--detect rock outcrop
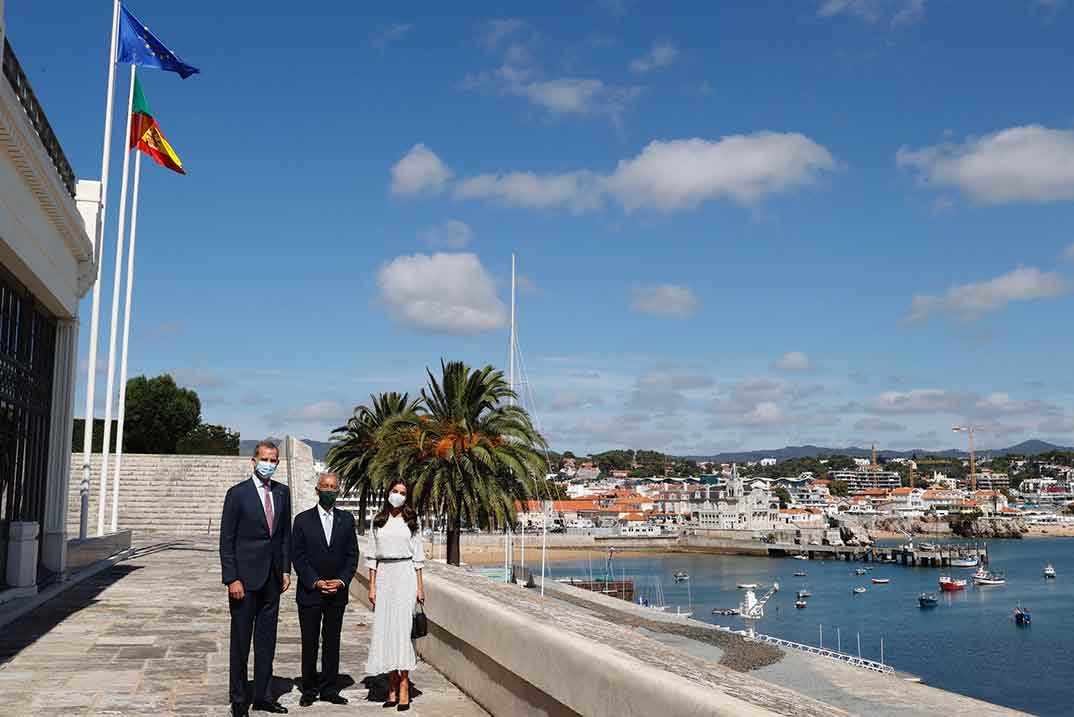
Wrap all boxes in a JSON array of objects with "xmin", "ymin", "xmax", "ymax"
[{"xmin": 949, "ymin": 517, "xmax": 1028, "ymax": 539}]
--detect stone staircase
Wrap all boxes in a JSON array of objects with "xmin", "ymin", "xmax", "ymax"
[{"xmin": 66, "ymin": 439, "xmax": 318, "ymax": 539}]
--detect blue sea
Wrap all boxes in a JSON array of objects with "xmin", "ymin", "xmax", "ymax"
[{"xmin": 546, "ymin": 539, "xmax": 1074, "ymax": 716}]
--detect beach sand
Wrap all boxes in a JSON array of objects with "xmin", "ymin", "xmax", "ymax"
[{"xmin": 459, "ymin": 546, "xmax": 662, "ymax": 566}]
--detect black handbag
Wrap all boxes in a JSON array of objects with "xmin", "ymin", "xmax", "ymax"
[{"xmin": 411, "ymin": 602, "xmax": 428, "ymax": 639}]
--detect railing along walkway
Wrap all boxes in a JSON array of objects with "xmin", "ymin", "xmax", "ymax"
[{"xmin": 751, "ymin": 633, "xmax": 894, "ymax": 674}]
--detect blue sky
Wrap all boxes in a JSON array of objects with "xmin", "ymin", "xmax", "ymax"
[{"xmin": 9, "ymin": 0, "xmax": 1074, "ymax": 454}]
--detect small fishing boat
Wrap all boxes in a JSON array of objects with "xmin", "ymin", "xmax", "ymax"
[
  {"xmin": 920, "ymin": 542, "xmax": 938, "ymax": 551},
  {"xmin": 973, "ymin": 568, "xmax": 1006, "ymax": 586},
  {"xmin": 939, "ymin": 576, "xmax": 967, "ymax": 591},
  {"xmin": 1015, "ymin": 605, "xmax": 1031, "ymax": 626},
  {"xmin": 1044, "ymin": 564, "xmax": 1056, "ymax": 579},
  {"xmin": 950, "ymin": 556, "xmax": 979, "ymax": 568},
  {"xmin": 673, "ymin": 571, "xmax": 689, "ymax": 582},
  {"xmin": 854, "ymin": 568, "xmax": 867, "ymax": 576},
  {"xmin": 871, "ymin": 577, "xmax": 890, "ymax": 584},
  {"xmin": 852, "ymin": 586, "xmax": 867, "ymax": 595},
  {"xmin": 919, "ymin": 592, "xmax": 939, "ymax": 608},
  {"xmin": 711, "ymin": 607, "xmax": 739, "ymax": 616},
  {"xmin": 796, "ymin": 589, "xmax": 812, "ymax": 599},
  {"xmin": 795, "ymin": 599, "xmax": 808, "ymax": 609},
  {"xmin": 793, "ymin": 570, "xmax": 807, "ymax": 577},
  {"xmin": 737, "ymin": 583, "xmax": 758, "ymax": 590},
  {"xmin": 792, "ymin": 554, "xmax": 809, "ymax": 561}
]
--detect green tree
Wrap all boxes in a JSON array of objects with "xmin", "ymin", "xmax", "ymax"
[
  {"xmin": 773, "ymin": 486, "xmax": 792, "ymax": 509},
  {"xmin": 829, "ymin": 479, "xmax": 849, "ymax": 497},
  {"xmin": 123, "ymin": 374, "xmax": 201, "ymax": 454},
  {"xmin": 373, "ymin": 360, "xmax": 548, "ymax": 566},
  {"xmin": 176, "ymin": 423, "xmax": 240, "ymax": 455},
  {"xmin": 326, "ymin": 392, "xmax": 421, "ymax": 534}
]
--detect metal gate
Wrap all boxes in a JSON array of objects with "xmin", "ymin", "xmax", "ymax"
[{"xmin": 0, "ymin": 264, "xmax": 56, "ymax": 585}]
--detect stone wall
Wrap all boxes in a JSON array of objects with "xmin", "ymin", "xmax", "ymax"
[{"xmin": 66, "ymin": 438, "xmax": 318, "ymax": 540}]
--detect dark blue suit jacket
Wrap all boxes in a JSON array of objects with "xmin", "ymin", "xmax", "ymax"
[
  {"xmin": 290, "ymin": 506, "xmax": 358, "ymax": 608},
  {"xmin": 219, "ymin": 477, "xmax": 291, "ymax": 591}
]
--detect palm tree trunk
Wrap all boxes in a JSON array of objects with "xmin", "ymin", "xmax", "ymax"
[
  {"xmin": 446, "ymin": 511, "xmax": 462, "ymax": 566},
  {"xmin": 357, "ymin": 487, "xmax": 368, "ymax": 535}
]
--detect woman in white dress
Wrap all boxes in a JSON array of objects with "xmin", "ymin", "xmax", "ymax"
[{"xmin": 365, "ymin": 480, "xmax": 425, "ymax": 711}]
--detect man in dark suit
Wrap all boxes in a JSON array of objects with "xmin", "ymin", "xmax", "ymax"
[
  {"xmin": 290, "ymin": 472, "xmax": 359, "ymax": 707},
  {"xmin": 220, "ymin": 440, "xmax": 292, "ymax": 716}
]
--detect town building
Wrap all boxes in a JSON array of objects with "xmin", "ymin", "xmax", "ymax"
[{"xmin": 827, "ymin": 467, "xmax": 902, "ymax": 495}]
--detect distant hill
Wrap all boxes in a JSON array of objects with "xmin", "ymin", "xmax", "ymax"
[
  {"xmin": 239, "ymin": 437, "xmax": 333, "ymax": 461},
  {"xmin": 685, "ymin": 439, "xmax": 1073, "ymax": 463}
]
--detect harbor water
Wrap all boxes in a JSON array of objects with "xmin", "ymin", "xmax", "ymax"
[{"xmin": 546, "ymin": 538, "xmax": 1074, "ymax": 716}]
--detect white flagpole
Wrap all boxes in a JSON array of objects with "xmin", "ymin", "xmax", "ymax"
[
  {"xmin": 111, "ymin": 150, "xmax": 142, "ymax": 533},
  {"xmin": 97, "ymin": 64, "xmax": 137, "ymax": 536},
  {"xmin": 80, "ymin": 0, "xmax": 121, "ymax": 540}
]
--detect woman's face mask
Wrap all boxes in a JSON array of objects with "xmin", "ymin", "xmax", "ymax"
[{"xmin": 388, "ymin": 491, "xmax": 406, "ymax": 508}]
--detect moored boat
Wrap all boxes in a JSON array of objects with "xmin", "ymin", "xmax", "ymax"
[
  {"xmin": 871, "ymin": 577, "xmax": 890, "ymax": 584},
  {"xmin": 973, "ymin": 568, "xmax": 1007, "ymax": 586},
  {"xmin": 852, "ymin": 586, "xmax": 867, "ymax": 595},
  {"xmin": 673, "ymin": 571, "xmax": 689, "ymax": 582},
  {"xmin": 792, "ymin": 554, "xmax": 809, "ymax": 560},
  {"xmin": 939, "ymin": 576, "xmax": 967, "ymax": 591},
  {"xmin": 854, "ymin": 568, "xmax": 867, "ymax": 576},
  {"xmin": 950, "ymin": 556, "xmax": 979, "ymax": 568},
  {"xmin": 1015, "ymin": 605, "xmax": 1031, "ymax": 626},
  {"xmin": 1044, "ymin": 564, "xmax": 1056, "ymax": 579},
  {"xmin": 796, "ymin": 589, "xmax": 812, "ymax": 599},
  {"xmin": 795, "ymin": 599, "xmax": 808, "ymax": 609},
  {"xmin": 737, "ymin": 583, "xmax": 758, "ymax": 589},
  {"xmin": 711, "ymin": 607, "xmax": 739, "ymax": 616},
  {"xmin": 919, "ymin": 592, "xmax": 938, "ymax": 607},
  {"xmin": 793, "ymin": 570, "xmax": 807, "ymax": 577}
]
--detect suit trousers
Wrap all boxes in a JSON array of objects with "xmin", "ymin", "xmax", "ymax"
[
  {"xmin": 298, "ymin": 603, "xmax": 346, "ymax": 697},
  {"xmin": 228, "ymin": 576, "xmax": 281, "ymax": 705}
]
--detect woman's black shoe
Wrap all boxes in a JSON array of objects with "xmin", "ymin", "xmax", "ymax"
[
  {"xmin": 397, "ymin": 704, "xmax": 411, "ymax": 712},
  {"xmin": 382, "ymin": 701, "xmax": 398, "ymax": 708}
]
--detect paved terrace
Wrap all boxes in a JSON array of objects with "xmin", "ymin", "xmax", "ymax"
[{"xmin": 0, "ymin": 541, "xmax": 485, "ymax": 716}]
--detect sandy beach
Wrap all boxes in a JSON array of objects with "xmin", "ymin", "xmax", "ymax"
[{"xmin": 459, "ymin": 546, "xmax": 664, "ymax": 566}]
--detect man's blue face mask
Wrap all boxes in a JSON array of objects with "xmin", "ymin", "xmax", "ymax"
[{"xmin": 255, "ymin": 461, "xmax": 277, "ymax": 479}]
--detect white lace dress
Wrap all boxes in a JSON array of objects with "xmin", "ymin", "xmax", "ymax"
[{"xmin": 364, "ymin": 515, "xmax": 425, "ymax": 675}]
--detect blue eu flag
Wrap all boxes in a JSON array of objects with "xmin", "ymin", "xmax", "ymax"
[{"xmin": 117, "ymin": 5, "xmax": 200, "ymax": 79}]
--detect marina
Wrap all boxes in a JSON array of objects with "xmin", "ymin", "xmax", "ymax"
[{"xmin": 547, "ymin": 538, "xmax": 1074, "ymax": 716}]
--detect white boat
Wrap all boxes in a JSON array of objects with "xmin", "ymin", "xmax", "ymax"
[
  {"xmin": 792, "ymin": 554, "xmax": 809, "ymax": 561},
  {"xmin": 871, "ymin": 577, "xmax": 890, "ymax": 585},
  {"xmin": 1044, "ymin": 564, "xmax": 1056, "ymax": 579},
  {"xmin": 854, "ymin": 568, "xmax": 867, "ymax": 576},
  {"xmin": 673, "ymin": 571, "xmax": 689, "ymax": 582},
  {"xmin": 950, "ymin": 556, "xmax": 979, "ymax": 568},
  {"xmin": 737, "ymin": 583, "xmax": 758, "ymax": 590},
  {"xmin": 852, "ymin": 586, "xmax": 867, "ymax": 595},
  {"xmin": 793, "ymin": 570, "xmax": 807, "ymax": 577}
]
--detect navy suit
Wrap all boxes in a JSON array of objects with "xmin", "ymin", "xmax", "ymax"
[
  {"xmin": 219, "ymin": 477, "xmax": 291, "ymax": 706},
  {"xmin": 290, "ymin": 506, "xmax": 358, "ymax": 698}
]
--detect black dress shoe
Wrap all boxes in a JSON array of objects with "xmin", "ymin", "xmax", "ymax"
[
  {"xmin": 382, "ymin": 700, "xmax": 398, "ymax": 708},
  {"xmin": 397, "ymin": 704, "xmax": 411, "ymax": 712},
  {"xmin": 299, "ymin": 694, "xmax": 316, "ymax": 707},
  {"xmin": 252, "ymin": 702, "xmax": 289, "ymax": 714},
  {"xmin": 320, "ymin": 694, "xmax": 348, "ymax": 705},
  {"xmin": 232, "ymin": 704, "xmax": 250, "ymax": 717}
]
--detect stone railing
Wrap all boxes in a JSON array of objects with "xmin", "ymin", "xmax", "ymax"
[
  {"xmin": 2, "ymin": 38, "xmax": 75, "ymax": 197},
  {"xmin": 351, "ymin": 540, "xmax": 843, "ymax": 717}
]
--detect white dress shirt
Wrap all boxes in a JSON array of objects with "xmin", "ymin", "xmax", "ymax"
[
  {"xmin": 250, "ymin": 474, "xmax": 274, "ymax": 520},
  {"xmin": 318, "ymin": 505, "xmax": 334, "ymax": 544}
]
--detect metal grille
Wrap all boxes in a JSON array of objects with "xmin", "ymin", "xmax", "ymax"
[{"xmin": 0, "ymin": 265, "xmax": 56, "ymax": 584}]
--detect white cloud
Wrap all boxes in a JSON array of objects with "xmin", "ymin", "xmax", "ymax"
[
  {"xmin": 265, "ymin": 400, "xmax": 347, "ymax": 427},
  {"xmin": 637, "ymin": 368, "xmax": 714, "ymax": 391},
  {"xmin": 853, "ymin": 417, "xmax": 907, "ymax": 432},
  {"xmin": 374, "ymin": 22, "xmax": 413, "ymax": 48},
  {"xmin": 867, "ymin": 388, "xmax": 971, "ymax": 414},
  {"xmin": 818, "ymin": 0, "xmax": 926, "ymax": 25},
  {"xmin": 420, "ymin": 219, "xmax": 473, "ymax": 248},
  {"xmin": 377, "ymin": 252, "xmax": 508, "ymax": 334},
  {"xmin": 454, "ymin": 170, "xmax": 604, "ymax": 213},
  {"xmin": 629, "ymin": 41, "xmax": 679, "ymax": 73},
  {"xmin": 904, "ymin": 266, "xmax": 1068, "ymax": 323},
  {"xmin": 742, "ymin": 401, "xmax": 786, "ymax": 425},
  {"xmin": 447, "ymin": 132, "xmax": 837, "ymax": 213},
  {"xmin": 631, "ymin": 284, "xmax": 699, "ymax": 318},
  {"xmin": 773, "ymin": 351, "xmax": 813, "ymax": 371},
  {"xmin": 897, "ymin": 126, "xmax": 1074, "ymax": 204},
  {"xmin": 547, "ymin": 392, "xmax": 605, "ymax": 412},
  {"xmin": 1061, "ymin": 243, "xmax": 1074, "ymax": 261},
  {"xmin": 484, "ymin": 19, "xmax": 526, "ymax": 49},
  {"xmin": 605, "ymin": 134, "xmax": 838, "ymax": 211},
  {"xmin": 465, "ymin": 68, "xmax": 642, "ymax": 119},
  {"xmin": 390, "ymin": 144, "xmax": 454, "ymax": 196}
]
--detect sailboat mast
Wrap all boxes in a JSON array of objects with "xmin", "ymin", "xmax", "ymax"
[{"xmin": 509, "ymin": 253, "xmax": 516, "ymax": 406}]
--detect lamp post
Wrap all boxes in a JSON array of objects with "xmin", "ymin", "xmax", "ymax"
[{"xmin": 952, "ymin": 426, "xmax": 976, "ymax": 493}]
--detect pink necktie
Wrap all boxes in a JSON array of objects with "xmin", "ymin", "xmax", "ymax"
[{"xmin": 262, "ymin": 483, "xmax": 275, "ymax": 535}]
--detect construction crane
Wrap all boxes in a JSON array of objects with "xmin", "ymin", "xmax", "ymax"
[{"xmin": 740, "ymin": 582, "xmax": 780, "ymax": 638}]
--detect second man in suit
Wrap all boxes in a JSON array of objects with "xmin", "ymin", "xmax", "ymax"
[{"xmin": 290, "ymin": 472, "xmax": 359, "ymax": 706}]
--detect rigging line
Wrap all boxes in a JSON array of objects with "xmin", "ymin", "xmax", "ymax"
[{"xmin": 513, "ymin": 332, "xmax": 555, "ymax": 476}]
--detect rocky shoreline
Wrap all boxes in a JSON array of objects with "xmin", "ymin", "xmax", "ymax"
[{"xmin": 835, "ymin": 514, "xmax": 1031, "ymax": 541}]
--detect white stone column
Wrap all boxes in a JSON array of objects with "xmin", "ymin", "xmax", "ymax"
[{"xmin": 42, "ymin": 319, "xmax": 78, "ymax": 576}]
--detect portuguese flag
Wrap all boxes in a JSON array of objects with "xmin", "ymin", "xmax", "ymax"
[{"xmin": 129, "ymin": 71, "xmax": 185, "ymax": 174}]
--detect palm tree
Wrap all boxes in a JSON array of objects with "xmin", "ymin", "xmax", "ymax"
[
  {"xmin": 326, "ymin": 392, "xmax": 420, "ymax": 534},
  {"xmin": 374, "ymin": 360, "xmax": 549, "ymax": 566}
]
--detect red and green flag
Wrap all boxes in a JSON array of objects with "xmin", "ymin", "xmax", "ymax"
[{"xmin": 129, "ymin": 71, "xmax": 185, "ymax": 174}]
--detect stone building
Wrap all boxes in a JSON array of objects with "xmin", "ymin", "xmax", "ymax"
[{"xmin": 1, "ymin": 10, "xmax": 98, "ymax": 597}]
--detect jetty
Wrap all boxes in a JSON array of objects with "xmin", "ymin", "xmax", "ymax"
[{"xmin": 765, "ymin": 542, "xmax": 989, "ymax": 567}]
